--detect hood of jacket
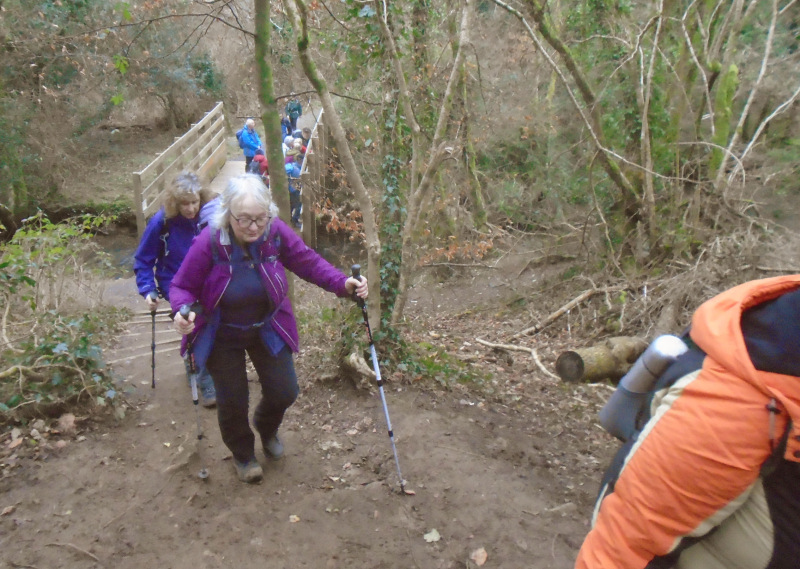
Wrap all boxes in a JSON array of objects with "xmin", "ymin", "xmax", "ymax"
[{"xmin": 690, "ymin": 274, "xmax": 800, "ymax": 461}]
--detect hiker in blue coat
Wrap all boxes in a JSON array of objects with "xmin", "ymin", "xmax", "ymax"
[
  {"xmin": 238, "ymin": 118, "xmax": 263, "ymax": 172},
  {"xmin": 285, "ymin": 159, "xmax": 302, "ymax": 228},
  {"xmin": 133, "ymin": 171, "xmax": 218, "ymax": 407}
]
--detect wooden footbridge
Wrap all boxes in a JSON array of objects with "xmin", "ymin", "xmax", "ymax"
[{"xmin": 131, "ymin": 101, "xmax": 328, "ymax": 248}]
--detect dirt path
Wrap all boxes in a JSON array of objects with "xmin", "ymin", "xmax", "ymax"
[{"xmin": 0, "ymin": 268, "xmax": 612, "ymax": 568}]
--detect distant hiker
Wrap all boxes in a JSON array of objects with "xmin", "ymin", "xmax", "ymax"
[
  {"xmin": 237, "ymin": 118, "xmax": 263, "ymax": 172},
  {"xmin": 281, "ymin": 114, "xmax": 292, "ymax": 139},
  {"xmin": 285, "ymin": 141, "xmax": 301, "ymax": 165},
  {"xmin": 282, "ymin": 135, "xmax": 294, "ymax": 157},
  {"xmin": 577, "ymin": 274, "xmax": 800, "ymax": 569},
  {"xmin": 285, "ymin": 160, "xmax": 302, "ymax": 228},
  {"xmin": 247, "ymin": 148, "xmax": 269, "ymax": 185},
  {"xmin": 133, "ymin": 171, "xmax": 217, "ymax": 408},
  {"xmin": 170, "ymin": 174, "xmax": 368, "ymax": 483},
  {"xmin": 285, "ymin": 96, "xmax": 302, "ymax": 131},
  {"xmin": 300, "ymin": 127, "xmax": 312, "ymax": 147}
]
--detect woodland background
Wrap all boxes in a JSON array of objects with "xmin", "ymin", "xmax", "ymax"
[
  {"xmin": 1, "ymin": 0, "xmax": 800, "ymax": 417},
  {"xmin": 1, "ymin": 3, "xmax": 800, "ymax": 566}
]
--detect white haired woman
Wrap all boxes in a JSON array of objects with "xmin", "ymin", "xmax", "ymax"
[{"xmin": 170, "ymin": 174, "xmax": 368, "ymax": 483}]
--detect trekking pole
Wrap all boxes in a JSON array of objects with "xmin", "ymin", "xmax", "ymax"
[
  {"xmin": 147, "ymin": 291, "xmax": 158, "ymax": 389},
  {"xmin": 351, "ymin": 265, "xmax": 408, "ymax": 494},
  {"xmin": 179, "ymin": 305, "xmax": 209, "ymax": 480}
]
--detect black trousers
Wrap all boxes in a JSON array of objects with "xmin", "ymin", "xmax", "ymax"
[{"xmin": 205, "ymin": 327, "xmax": 299, "ymax": 463}]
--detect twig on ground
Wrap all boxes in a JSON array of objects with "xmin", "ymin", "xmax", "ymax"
[
  {"xmin": 475, "ymin": 338, "xmax": 559, "ymax": 380},
  {"xmin": 44, "ymin": 542, "xmax": 101, "ymax": 564},
  {"xmin": 100, "ymin": 471, "xmax": 177, "ymax": 530},
  {"xmin": 420, "ymin": 262, "xmax": 498, "ymax": 269},
  {"xmin": 509, "ymin": 287, "xmax": 621, "ymax": 339},
  {"xmin": 585, "ymin": 383, "xmax": 616, "ymax": 393},
  {"xmin": 757, "ymin": 266, "xmax": 797, "ymax": 273}
]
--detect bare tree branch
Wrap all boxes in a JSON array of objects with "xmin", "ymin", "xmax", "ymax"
[
  {"xmin": 716, "ymin": 0, "xmax": 778, "ymax": 195},
  {"xmin": 727, "ymin": 80, "xmax": 800, "ymax": 185}
]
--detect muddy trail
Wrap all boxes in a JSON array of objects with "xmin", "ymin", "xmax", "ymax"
[{"xmin": 0, "ymin": 258, "xmax": 617, "ymax": 569}]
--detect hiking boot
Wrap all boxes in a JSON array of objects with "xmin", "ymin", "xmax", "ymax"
[
  {"xmin": 201, "ymin": 384, "xmax": 217, "ymax": 409},
  {"xmin": 234, "ymin": 459, "xmax": 263, "ymax": 483},
  {"xmin": 263, "ymin": 435, "xmax": 284, "ymax": 459}
]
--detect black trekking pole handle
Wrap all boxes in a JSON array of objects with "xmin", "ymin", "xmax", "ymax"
[
  {"xmin": 351, "ymin": 265, "xmax": 373, "ymax": 343},
  {"xmin": 179, "ymin": 304, "xmax": 198, "ymax": 375},
  {"xmin": 147, "ymin": 290, "xmax": 159, "ymax": 310}
]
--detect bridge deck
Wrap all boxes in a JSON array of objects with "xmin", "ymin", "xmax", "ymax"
[{"xmin": 208, "ymin": 159, "xmax": 245, "ymax": 195}]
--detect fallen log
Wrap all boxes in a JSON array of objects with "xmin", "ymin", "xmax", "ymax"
[{"xmin": 555, "ymin": 336, "xmax": 648, "ymax": 383}]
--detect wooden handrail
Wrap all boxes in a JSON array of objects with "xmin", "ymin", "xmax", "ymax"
[{"xmin": 132, "ymin": 101, "xmax": 228, "ymax": 236}]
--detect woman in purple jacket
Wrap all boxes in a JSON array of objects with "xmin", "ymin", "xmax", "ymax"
[{"xmin": 170, "ymin": 174, "xmax": 368, "ymax": 483}]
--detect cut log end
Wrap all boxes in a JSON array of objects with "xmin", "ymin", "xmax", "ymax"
[{"xmin": 555, "ymin": 351, "xmax": 585, "ymax": 383}]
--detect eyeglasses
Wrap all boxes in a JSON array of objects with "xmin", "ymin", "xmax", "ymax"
[{"xmin": 231, "ymin": 214, "xmax": 270, "ymax": 229}]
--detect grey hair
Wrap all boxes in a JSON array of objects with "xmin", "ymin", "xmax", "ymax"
[
  {"xmin": 246, "ymin": 118, "xmax": 255, "ymax": 128},
  {"xmin": 211, "ymin": 174, "xmax": 279, "ymax": 230}
]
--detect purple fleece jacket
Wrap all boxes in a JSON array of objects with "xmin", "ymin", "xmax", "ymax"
[{"xmin": 169, "ymin": 218, "xmax": 350, "ymax": 367}]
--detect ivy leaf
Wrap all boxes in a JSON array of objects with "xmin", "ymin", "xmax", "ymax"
[
  {"xmin": 114, "ymin": 2, "xmax": 132, "ymax": 22},
  {"xmin": 358, "ymin": 5, "xmax": 376, "ymax": 17},
  {"xmin": 112, "ymin": 54, "xmax": 128, "ymax": 75},
  {"xmin": 53, "ymin": 342, "xmax": 69, "ymax": 354}
]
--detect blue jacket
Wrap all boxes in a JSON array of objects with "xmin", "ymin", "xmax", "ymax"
[
  {"xmin": 285, "ymin": 162, "xmax": 301, "ymax": 192},
  {"xmin": 240, "ymin": 127, "xmax": 262, "ymax": 158},
  {"xmin": 133, "ymin": 208, "xmax": 201, "ymax": 300}
]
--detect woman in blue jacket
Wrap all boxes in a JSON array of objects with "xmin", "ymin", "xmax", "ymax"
[
  {"xmin": 240, "ymin": 118, "xmax": 263, "ymax": 172},
  {"xmin": 133, "ymin": 171, "xmax": 218, "ymax": 407}
]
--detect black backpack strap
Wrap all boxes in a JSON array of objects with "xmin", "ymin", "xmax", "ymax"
[
  {"xmin": 159, "ymin": 215, "xmax": 170, "ymax": 258},
  {"xmin": 762, "ymin": 403, "xmax": 792, "ymax": 477}
]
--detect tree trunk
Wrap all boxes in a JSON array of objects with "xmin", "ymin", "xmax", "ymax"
[
  {"xmin": 254, "ymin": 0, "xmax": 294, "ymax": 298},
  {"xmin": 290, "ymin": 0, "xmax": 381, "ymax": 332},
  {"xmin": 254, "ymin": 0, "xmax": 291, "ymax": 221},
  {"xmin": 388, "ymin": 0, "xmax": 470, "ymax": 327},
  {"xmin": 638, "ymin": 3, "xmax": 664, "ymax": 243},
  {"xmin": 459, "ymin": 28, "xmax": 486, "ymax": 230}
]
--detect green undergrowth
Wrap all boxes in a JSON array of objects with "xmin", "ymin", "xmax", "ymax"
[
  {"xmin": 0, "ymin": 213, "xmax": 130, "ymax": 427},
  {"xmin": 404, "ymin": 341, "xmax": 491, "ymax": 391},
  {"xmin": 296, "ymin": 297, "xmax": 492, "ymax": 392}
]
